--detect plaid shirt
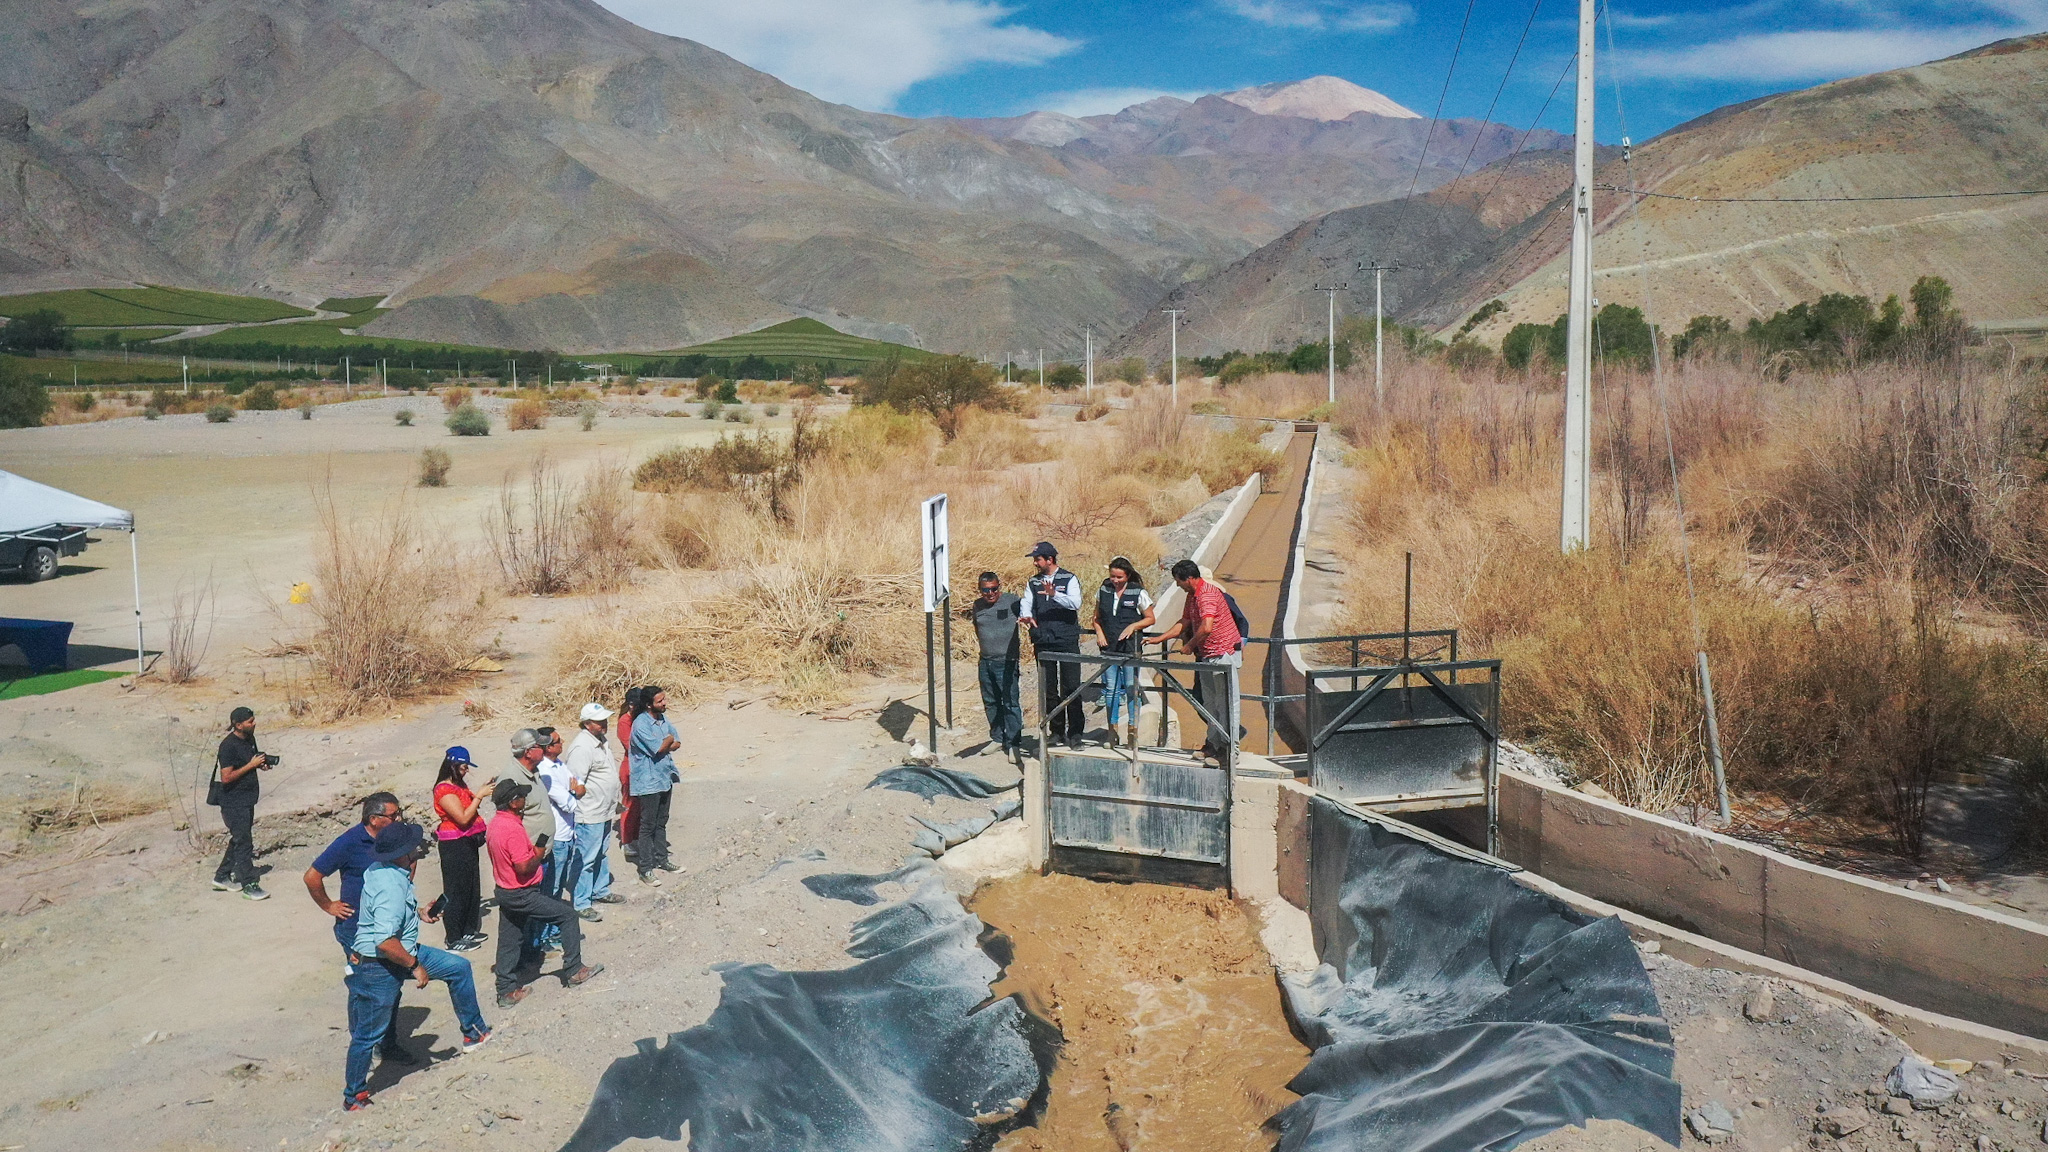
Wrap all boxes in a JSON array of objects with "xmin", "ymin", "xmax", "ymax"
[{"xmin": 1181, "ymin": 579, "xmax": 1241, "ymax": 658}]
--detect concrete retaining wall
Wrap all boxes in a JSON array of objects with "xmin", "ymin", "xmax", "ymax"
[{"xmin": 1496, "ymin": 768, "xmax": 2048, "ymax": 1039}]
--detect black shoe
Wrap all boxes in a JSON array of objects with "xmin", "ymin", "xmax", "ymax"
[{"xmin": 656, "ymin": 862, "xmax": 683, "ymax": 873}]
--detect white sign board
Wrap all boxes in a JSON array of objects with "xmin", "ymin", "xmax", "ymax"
[{"xmin": 920, "ymin": 494, "xmax": 950, "ymax": 612}]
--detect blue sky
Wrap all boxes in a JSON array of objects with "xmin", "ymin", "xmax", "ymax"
[{"xmin": 596, "ymin": 0, "xmax": 2048, "ymax": 140}]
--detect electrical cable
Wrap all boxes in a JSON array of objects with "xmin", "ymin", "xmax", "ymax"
[
  {"xmin": 1594, "ymin": 184, "xmax": 2048, "ymax": 203},
  {"xmin": 1447, "ymin": 0, "xmax": 1547, "ymax": 191},
  {"xmin": 1401, "ymin": 0, "xmax": 1485, "ymax": 204}
]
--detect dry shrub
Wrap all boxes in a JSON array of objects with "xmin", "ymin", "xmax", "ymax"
[
  {"xmin": 22, "ymin": 779, "xmax": 165, "ymax": 835},
  {"xmin": 1112, "ymin": 386, "xmax": 1280, "ymax": 493},
  {"xmin": 1147, "ymin": 474, "xmax": 1211, "ymax": 526},
  {"xmin": 441, "ymin": 387, "xmax": 471, "ymax": 412},
  {"xmin": 309, "ymin": 491, "xmax": 492, "ymax": 714},
  {"xmin": 488, "ymin": 456, "xmax": 635, "ymax": 594},
  {"xmin": 936, "ymin": 408, "xmax": 1053, "ymax": 470},
  {"xmin": 417, "ymin": 447, "xmax": 451, "ymax": 487},
  {"xmin": 1076, "ymin": 400, "xmax": 1110, "ymax": 421},
  {"xmin": 574, "ymin": 462, "xmax": 638, "ymax": 591},
  {"xmin": 506, "ymin": 398, "xmax": 548, "ymax": 431},
  {"xmin": 157, "ymin": 577, "xmax": 215, "ymax": 684},
  {"xmin": 1220, "ymin": 372, "xmax": 1329, "ymax": 420}
]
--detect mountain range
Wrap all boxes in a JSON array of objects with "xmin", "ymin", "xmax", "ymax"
[
  {"xmin": 0, "ymin": 0, "xmax": 1554, "ymax": 354},
  {"xmin": 1118, "ymin": 33, "xmax": 2048, "ymax": 359}
]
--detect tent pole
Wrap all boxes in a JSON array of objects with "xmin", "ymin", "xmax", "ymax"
[{"xmin": 131, "ymin": 529, "xmax": 144, "ymax": 676}]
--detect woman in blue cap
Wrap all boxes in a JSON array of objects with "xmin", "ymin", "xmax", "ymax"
[{"xmin": 432, "ymin": 747, "xmax": 493, "ymax": 951}]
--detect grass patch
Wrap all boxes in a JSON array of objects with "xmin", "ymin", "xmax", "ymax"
[
  {"xmin": 0, "ymin": 286, "xmax": 310, "ymax": 326},
  {"xmin": 171, "ymin": 320, "xmax": 486, "ymax": 355},
  {"xmin": 3, "ymin": 355, "xmax": 196, "ymax": 385},
  {"xmin": 666, "ymin": 318, "xmax": 927, "ymax": 365},
  {"xmin": 318, "ymin": 295, "xmax": 386, "ymax": 316},
  {"xmin": 0, "ymin": 669, "xmax": 126, "ymax": 700},
  {"xmin": 75, "ymin": 327, "xmax": 185, "ymax": 342}
]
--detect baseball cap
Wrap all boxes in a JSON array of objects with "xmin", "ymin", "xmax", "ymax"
[
  {"xmin": 492, "ymin": 779, "xmax": 531, "ymax": 808},
  {"xmin": 444, "ymin": 745, "xmax": 473, "ymax": 766},
  {"xmin": 510, "ymin": 728, "xmax": 544, "ymax": 754},
  {"xmin": 229, "ymin": 706, "xmax": 255, "ymax": 725},
  {"xmin": 1026, "ymin": 541, "xmax": 1057, "ymax": 559},
  {"xmin": 579, "ymin": 701, "xmax": 615, "ymax": 723}
]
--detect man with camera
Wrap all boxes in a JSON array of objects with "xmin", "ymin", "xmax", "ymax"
[
  {"xmin": 1017, "ymin": 542, "xmax": 1085, "ymax": 750},
  {"xmin": 210, "ymin": 705, "xmax": 275, "ymax": 900}
]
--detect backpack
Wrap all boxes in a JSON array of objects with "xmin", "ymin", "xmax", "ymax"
[{"xmin": 1222, "ymin": 591, "xmax": 1250, "ymax": 650}]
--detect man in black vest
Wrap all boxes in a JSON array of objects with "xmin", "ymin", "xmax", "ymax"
[{"xmin": 1018, "ymin": 541, "xmax": 1085, "ymax": 749}]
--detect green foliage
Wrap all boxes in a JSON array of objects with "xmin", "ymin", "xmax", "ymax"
[
  {"xmin": 318, "ymin": 296, "xmax": 386, "ymax": 316},
  {"xmin": 1112, "ymin": 357, "xmax": 1147, "ymax": 385},
  {"xmin": 875, "ymin": 354, "xmax": 1002, "ymax": 437},
  {"xmin": 386, "ymin": 367, "xmax": 427, "ymax": 391},
  {"xmin": 0, "ymin": 286, "xmax": 311, "ymax": 327},
  {"xmin": 445, "ymin": 403, "xmax": 490, "ymax": 436},
  {"xmin": 242, "ymin": 382, "xmax": 280, "ymax": 410},
  {"xmin": 790, "ymin": 361, "xmax": 825, "ymax": 387},
  {"xmin": 1455, "ymin": 299, "xmax": 1507, "ymax": 341},
  {"xmin": 68, "ymin": 391, "xmax": 95, "ymax": 413},
  {"xmin": 1043, "ymin": 362, "xmax": 1084, "ymax": 389},
  {"xmin": 1593, "ymin": 304, "xmax": 1655, "ymax": 365},
  {"xmin": 1671, "ymin": 315, "xmax": 1735, "ymax": 360},
  {"xmin": 1283, "ymin": 340, "xmax": 1352, "ymax": 374},
  {"xmin": 1446, "ymin": 338, "xmax": 1495, "ymax": 371},
  {"xmin": 205, "ymin": 403, "xmax": 234, "ymax": 423},
  {"xmin": 0, "ymin": 360, "xmax": 49, "ymax": 428},
  {"xmin": 694, "ymin": 373, "xmax": 724, "ymax": 399},
  {"xmin": 1, "ymin": 308, "xmax": 74, "ymax": 352},
  {"xmin": 395, "ymin": 408, "xmax": 415, "ymax": 426},
  {"xmin": 715, "ymin": 378, "xmax": 740, "ymax": 404},
  {"xmin": 700, "ymin": 399, "xmax": 724, "ymax": 420},
  {"xmin": 854, "ymin": 355, "xmax": 903, "ymax": 406},
  {"xmin": 664, "ymin": 318, "xmax": 927, "ymax": 370},
  {"xmin": 1501, "ymin": 322, "xmax": 1551, "ymax": 371}
]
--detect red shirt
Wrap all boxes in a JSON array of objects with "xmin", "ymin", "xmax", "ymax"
[
  {"xmin": 433, "ymin": 781, "xmax": 483, "ymax": 840},
  {"xmin": 616, "ymin": 713, "xmax": 635, "ymax": 791},
  {"xmin": 485, "ymin": 810, "xmax": 542, "ymax": 890},
  {"xmin": 1181, "ymin": 579, "xmax": 1242, "ymax": 658}
]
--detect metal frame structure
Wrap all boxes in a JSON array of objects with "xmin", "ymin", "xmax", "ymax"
[
  {"xmin": 1238, "ymin": 628, "xmax": 1460, "ymax": 758},
  {"xmin": 1033, "ymin": 649, "xmax": 1239, "ymax": 880}
]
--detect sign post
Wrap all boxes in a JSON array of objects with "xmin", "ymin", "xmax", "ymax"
[{"xmin": 921, "ymin": 494, "xmax": 952, "ymax": 753}]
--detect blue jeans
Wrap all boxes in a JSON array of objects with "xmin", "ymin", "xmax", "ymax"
[
  {"xmin": 535, "ymin": 835, "xmax": 578, "ymax": 947},
  {"xmin": 978, "ymin": 656, "xmax": 1022, "ymax": 748},
  {"xmin": 573, "ymin": 821, "xmax": 612, "ymax": 908},
  {"xmin": 343, "ymin": 946, "xmax": 487, "ymax": 1104},
  {"xmin": 337, "ymin": 935, "xmax": 404, "ymax": 1055},
  {"xmin": 1103, "ymin": 661, "xmax": 1138, "ymax": 729}
]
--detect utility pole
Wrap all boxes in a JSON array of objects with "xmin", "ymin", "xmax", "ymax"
[
  {"xmin": 344, "ymin": 356, "xmax": 352, "ymax": 397},
  {"xmin": 1359, "ymin": 261, "xmax": 1400, "ymax": 409},
  {"xmin": 1038, "ymin": 348, "xmax": 1043, "ymax": 389},
  {"xmin": 1561, "ymin": 0, "xmax": 1597, "ymax": 553},
  {"xmin": 182, "ymin": 356, "xmax": 189, "ymax": 395},
  {"xmin": 381, "ymin": 358, "xmax": 388, "ymax": 396},
  {"xmin": 1162, "ymin": 308, "xmax": 1185, "ymax": 403},
  {"xmin": 1084, "ymin": 326, "xmax": 1093, "ymax": 398},
  {"xmin": 1313, "ymin": 283, "xmax": 1347, "ymax": 405}
]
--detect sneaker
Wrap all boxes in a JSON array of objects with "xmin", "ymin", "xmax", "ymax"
[
  {"xmin": 495, "ymin": 987, "xmax": 528, "ymax": 1009},
  {"xmin": 460, "ymin": 1029, "xmax": 493, "ymax": 1055},
  {"xmin": 344, "ymin": 1091, "xmax": 373, "ymax": 1112},
  {"xmin": 594, "ymin": 893, "xmax": 626, "ymax": 904},
  {"xmin": 577, "ymin": 907, "xmax": 602, "ymax": 923},
  {"xmin": 241, "ymin": 885, "xmax": 270, "ymax": 901},
  {"xmin": 565, "ymin": 963, "xmax": 605, "ymax": 987},
  {"xmin": 656, "ymin": 862, "xmax": 684, "ymax": 873},
  {"xmin": 378, "ymin": 1044, "xmax": 421, "ymax": 1066},
  {"xmin": 211, "ymin": 879, "xmax": 235, "ymax": 892},
  {"xmin": 638, "ymin": 870, "xmax": 662, "ymax": 887},
  {"xmin": 450, "ymin": 935, "xmax": 484, "ymax": 953}
]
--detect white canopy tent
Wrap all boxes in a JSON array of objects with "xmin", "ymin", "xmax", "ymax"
[{"xmin": 0, "ymin": 470, "xmax": 142, "ymax": 673}]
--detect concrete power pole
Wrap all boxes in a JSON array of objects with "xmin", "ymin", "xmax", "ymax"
[
  {"xmin": 1313, "ymin": 283, "xmax": 1347, "ymax": 405},
  {"xmin": 1561, "ymin": 0, "xmax": 1598, "ymax": 553},
  {"xmin": 1162, "ymin": 308, "xmax": 1185, "ymax": 403},
  {"xmin": 1038, "ymin": 349, "xmax": 1043, "ymax": 389},
  {"xmin": 1084, "ymin": 326, "xmax": 1093, "ymax": 399},
  {"xmin": 1358, "ymin": 261, "xmax": 1399, "ymax": 409}
]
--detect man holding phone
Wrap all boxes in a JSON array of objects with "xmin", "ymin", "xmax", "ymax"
[
  {"xmin": 486, "ymin": 780, "xmax": 602, "ymax": 1008},
  {"xmin": 211, "ymin": 705, "xmax": 274, "ymax": 900}
]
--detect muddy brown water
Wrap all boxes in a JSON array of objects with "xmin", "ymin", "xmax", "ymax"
[{"xmin": 972, "ymin": 871, "xmax": 1310, "ymax": 1151}]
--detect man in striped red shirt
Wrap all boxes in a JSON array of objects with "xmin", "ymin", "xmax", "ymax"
[{"xmin": 1160, "ymin": 559, "xmax": 1242, "ymax": 764}]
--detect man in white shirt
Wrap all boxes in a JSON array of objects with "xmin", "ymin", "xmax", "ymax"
[
  {"xmin": 532, "ymin": 730, "xmax": 582, "ymax": 909},
  {"xmin": 564, "ymin": 702, "xmax": 624, "ymax": 918}
]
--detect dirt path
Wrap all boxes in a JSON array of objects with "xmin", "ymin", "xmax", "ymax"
[{"xmin": 974, "ymin": 873, "xmax": 1308, "ymax": 1152}]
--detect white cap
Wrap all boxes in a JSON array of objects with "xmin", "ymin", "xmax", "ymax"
[{"xmin": 579, "ymin": 701, "xmax": 615, "ymax": 723}]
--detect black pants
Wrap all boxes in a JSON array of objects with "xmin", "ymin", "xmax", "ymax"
[
  {"xmin": 1036, "ymin": 637, "xmax": 1083, "ymax": 742},
  {"xmin": 494, "ymin": 884, "xmax": 582, "ymax": 996},
  {"xmin": 214, "ymin": 803, "xmax": 258, "ymax": 886},
  {"xmin": 635, "ymin": 788, "xmax": 673, "ymax": 872},
  {"xmin": 438, "ymin": 834, "xmax": 484, "ymax": 946}
]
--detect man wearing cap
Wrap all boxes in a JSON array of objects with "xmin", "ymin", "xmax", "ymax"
[
  {"xmin": 1017, "ymin": 542, "xmax": 1085, "ymax": 749},
  {"xmin": 211, "ymin": 705, "xmax": 274, "ymax": 899},
  {"xmin": 486, "ymin": 779, "xmax": 602, "ymax": 1008},
  {"xmin": 565, "ymin": 702, "xmax": 624, "ymax": 917},
  {"xmin": 342, "ymin": 822, "xmax": 490, "ymax": 1111},
  {"xmin": 306, "ymin": 792, "xmax": 416, "ymax": 1065}
]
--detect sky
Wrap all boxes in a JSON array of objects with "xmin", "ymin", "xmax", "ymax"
[{"xmin": 595, "ymin": 0, "xmax": 2048, "ymax": 140}]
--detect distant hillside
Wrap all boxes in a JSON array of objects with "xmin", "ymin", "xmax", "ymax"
[
  {"xmin": 0, "ymin": 286, "xmax": 311, "ymax": 326},
  {"xmin": 667, "ymin": 318, "xmax": 926, "ymax": 365}
]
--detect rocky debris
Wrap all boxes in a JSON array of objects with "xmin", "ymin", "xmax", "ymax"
[
  {"xmin": 1817, "ymin": 1105, "xmax": 1871, "ymax": 1137},
  {"xmin": 1686, "ymin": 1101, "xmax": 1736, "ymax": 1142},
  {"xmin": 1743, "ymin": 985, "xmax": 1779, "ymax": 1023},
  {"xmin": 1890, "ymin": 1056, "xmax": 1962, "ymax": 1107}
]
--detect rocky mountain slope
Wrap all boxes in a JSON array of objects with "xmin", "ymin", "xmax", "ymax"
[
  {"xmin": 0, "ymin": 1, "xmax": 1549, "ymax": 354},
  {"xmin": 1130, "ymin": 34, "xmax": 2048, "ymax": 358}
]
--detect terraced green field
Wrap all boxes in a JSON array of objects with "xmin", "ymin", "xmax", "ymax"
[
  {"xmin": 669, "ymin": 318, "xmax": 926, "ymax": 363},
  {"xmin": 77, "ymin": 328, "xmax": 185, "ymax": 343},
  {"xmin": 0, "ymin": 286, "xmax": 313, "ymax": 326},
  {"xmin": 317, "ymin": 295, "xmax": 387, "ymax": 315},
  {"xmin": 4, "ymin": 354, "xmax": 192, "ymax": 385}
]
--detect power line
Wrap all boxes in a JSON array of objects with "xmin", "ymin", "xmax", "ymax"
[
  {"xmin": 1401, "ymin": 0, "xmax": 1484, "ymax": 203},
  {"xmin": 1596, "ymin": 183, "xmax": 2048, "ymax": 203},
  {"xmin": 1446, "ymin": 0, "xmax": 1547, "ymax": 191}
]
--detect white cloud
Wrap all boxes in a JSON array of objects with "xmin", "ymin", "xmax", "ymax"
[
  {"xmin": 1219, "ymin": 0, "xmax": 1414, "ymax": 32},
  {"xmin": 598, "ymin": 0, "xmax": 1078, "ymax": 111},
  {"xmin": 1615, "ymin": 24, "xmax": 2025, "ymax": 82},
  {"xmin": 1030, "ymin": 87, "xmax": 1212, "ymax": 117}
]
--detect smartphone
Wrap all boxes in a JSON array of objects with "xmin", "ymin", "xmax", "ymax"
[
  {"xmin": 535, "ymin": 833, "xmax": 551, "ymax": 852},
  {"xmin": 427, "ymin": 894, "xmax": 446, "ymax": 919}
]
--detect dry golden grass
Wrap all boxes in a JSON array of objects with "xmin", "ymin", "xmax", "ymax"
[
  {"xmin": 1330, "ymin": 352, "xmax": 2048, "ymax": 855},
  {"xmin": 935, "ymin": 408, "xmax": 1054, "ymax": 470},
  {"xmin": 506, "ymin": 398, "xmax": 548, "ymax": 431}
]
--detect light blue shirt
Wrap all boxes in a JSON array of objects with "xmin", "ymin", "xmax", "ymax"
[
  {"xmin": 628, "ymin": 713, "xmax": 680, "ymax": 797},
  {"xmin": 351, "ymin": 862, "xmax": 419, "ymax": 959}
]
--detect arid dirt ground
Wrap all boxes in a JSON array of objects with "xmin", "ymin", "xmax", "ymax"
[{"xmin": 4, "ymin": 399, "xmax": 2045, "ymax": 1152}]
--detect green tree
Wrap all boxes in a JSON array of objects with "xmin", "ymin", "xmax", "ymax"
[
  {"xmin": 0, "ymin": 359, "xmax": 50, "ymax": 428},
  {"xmin": 854, "ymin": 355, "xmax": 903, "ymax": 406},
  {"xmin": 1446, "ymin": 338, "xmax": 1495, "ymax": 371},
  {"xmin": 1501, "ymin": 322, "xmax": 1551, "ymax": 371},
  {"xmin": 1909, "ymin": 275, "xmax": 1969, "ymax": 357},
  {"xmin": 1455, "ymin": 299, "xmax": 1507, "ymax": 341},
  {"xmin": 1113, "ymin": 357, "xmax": 1147, "ymax": 386},
  {"xmin": 243, "ymin": 382, "xmax": 280, "ymax": 410},
  {"xmin": 1671, "ymin": 315, "xmax": 1733, "ymax": 360},
  {"xmin": 1043, "ymin": 362, "xmax": 1084, "ymax": 389},
  {"xmin": 878, "ymin": 354, "xmax": 1000, "ymax": 438},
  {"xmin": 0, "ymin": 309, "xmax": 73, "ymax": 352}
]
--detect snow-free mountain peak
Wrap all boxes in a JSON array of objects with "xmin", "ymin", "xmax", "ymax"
[{"xmin": 1219, "ymin": 76, "xmax": 1419, "ymax": 121}]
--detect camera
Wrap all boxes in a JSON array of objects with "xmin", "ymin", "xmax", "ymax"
[{"xmin": 263, "ymin": 752, "xmax": 283, "ymax": 767}]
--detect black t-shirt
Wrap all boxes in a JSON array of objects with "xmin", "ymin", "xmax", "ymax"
[{"xmin": 216, "ymin": 733, "xmax": 262, "ymax": 806}]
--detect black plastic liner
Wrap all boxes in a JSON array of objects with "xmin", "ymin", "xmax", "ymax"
[
  {"xmin": 560, "ymin": 880, "xmax": 1050, "ymax": 1152},
  {"xmin": 1273, "ymin": 796, "xmax": 1682, "ymax": 1151},
  {"xmin": 867, "ymin": 764, "xmax": 1019, "ymax": 802}
]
